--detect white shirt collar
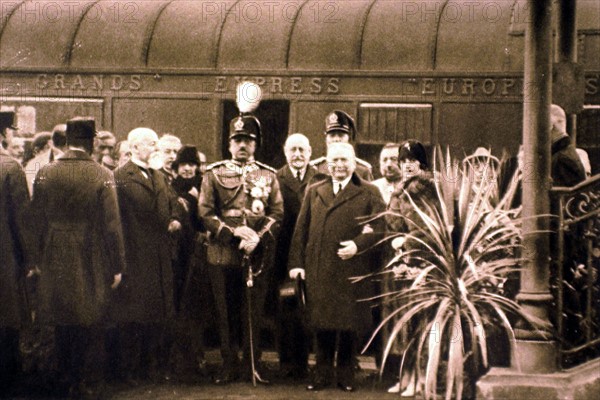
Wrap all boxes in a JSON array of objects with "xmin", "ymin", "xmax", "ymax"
[
  {"xmin": 131, "ymin": 157, "xmax": 149, "ymax": 170},
  {"xmin": 332, "ymin": 175, "xmax": 352, "ymax": 193},
  {"xmin": 289, "ymin": 165, "xmax": 307, "ymax": 180}
]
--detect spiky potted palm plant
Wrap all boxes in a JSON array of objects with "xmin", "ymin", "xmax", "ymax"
[{"xmin": 358, "ymin": 148, "xmax": 545, "ymax": 400}]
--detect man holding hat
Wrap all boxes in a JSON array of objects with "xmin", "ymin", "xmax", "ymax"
[
  {"xmin": 0, "ymin": 110, "xmax": 30, "ymax": 393},
  {"xmin": 29, "ymin": 117, "xmax": 125, "ymax": 397},
  {"xmin": 310, "ymin": 110, "xmax": 373, "ymax": 181},
  {"xmin": 199, "ymin": 114, "xmax": 283, "ymax": 385}
]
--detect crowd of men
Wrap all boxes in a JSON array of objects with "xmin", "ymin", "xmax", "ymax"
[{"xmin": 0, "ymin": 103, "xmax": 591, "ymax": 398}]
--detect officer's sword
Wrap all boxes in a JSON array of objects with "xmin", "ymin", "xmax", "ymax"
[{"xmin": 243, "ymin": 253, "xmax": 257, "ymax": 387}]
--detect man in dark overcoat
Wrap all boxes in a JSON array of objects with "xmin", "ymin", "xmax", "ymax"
[
  {"xmin": 112, "ymin": 127, "xmax": 181, "ymax": 381},
  {"xmin": 199, "ymin": 114, "xmax": 283, "ymax": 385},
  {"xmin": 29, "ymin": 117, "xmax": 125, "ymax": 396},
  {"xmin": 289, "ymin": 142, "xmax": 385, "ymax": 392},
  {"xmin": 274, "ymin": 133, "xmax": 316, "ymax": 379},
  {"xmin": 0, "ymin": 110, "xmax": 29, "ymax": 392},
  {"xmin": 550, "ymin": 104, "xmax": 586, "ymax": 187}
]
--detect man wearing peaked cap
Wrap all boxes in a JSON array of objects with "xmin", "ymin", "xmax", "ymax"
[
  {"xmin": 199, "ymin": 111, "xmax": 283, "ymax": 385},
  {"xmin": 28, "ymin": 116, "xmax": 125, "ymax": 396},
  {"xmin": 310, "ymin": 110, "xmax": 373, "ymax": 181}
]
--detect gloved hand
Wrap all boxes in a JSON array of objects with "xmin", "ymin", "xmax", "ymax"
[
  {"xmin": 239, "ymin": 238, "xmax": 259, "ymax": 254},
  {"xmin": 289, "ymin": 268, "xmax": 305, "ymax": 280},
  {"xmin": 234, "ymin": 226, "xmax": 258, "ymax": 241}
]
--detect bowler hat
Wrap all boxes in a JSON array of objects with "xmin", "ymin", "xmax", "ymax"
[
  {"xmin": 0, "ymin": 111, "xmax": 18, "ymax": 133},
  {"xmin": 172, "ymin": 145, "xmax": 201, "ymax": 170},
  {"xmin": 66, "ymin": 117, "xmax": 97, "ymax": 140},
  {"xmin": 398, "ymin": 139, "xmax": 428, "ymax": 169},
  {"xmin": 324, "ymin": 110, "xmax": 356, "ymax": 140},
  {"xmin": 229, "ymin": 115, "xmax": 261, "ymax": 146}
]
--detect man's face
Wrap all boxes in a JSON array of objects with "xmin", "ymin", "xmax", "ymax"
[
  {"xmin": 134, "ymin": 133, "xmax": 158, "ymax": 164},
  {"xmin": 159, "ymin": 140, "xmax": 181, "ymax": 171},
  {"xmin": 284, "ymin": 136, "xmax": 311, "ymax": 170},
  {"xmin": 327, "ymin": 146, "xmax": 356, "ymax": 180},
  {"xmin": 472, "ymin": 160, "xmax": 497, "ymax": 190},
  {"xmin": 7, "ymin": 137, "xmax": 25, "ymax": 162},
  {"xmin": 380, "ymin": 147, "xmax": 400, "ymax": 181},
  {"xmin": 325, "ymin": 132, "xmax": 350, "ymax": 146},
  {"xmin": 96, "ymin": 137, "xmax": 116, "ymax": 156},
  {"xmin": 117, "ymin": 141, "xmax": 131, "ymax": 167},
  {"xmin": 229, "ymin": 136, "xmax": 256, "ymax": 162},
  {"xmin": 177, "ymin": 162, "xmax": 198, "ymax": 179}
]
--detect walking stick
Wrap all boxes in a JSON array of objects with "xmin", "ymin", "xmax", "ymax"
[{"xmin": 244, "ymin": 254, "xmax": 257, "ymax": 387}]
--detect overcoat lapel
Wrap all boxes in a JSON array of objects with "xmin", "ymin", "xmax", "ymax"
[{"xmin": 124, "ymin": 161, "xmax": 154, "ymax": 192}]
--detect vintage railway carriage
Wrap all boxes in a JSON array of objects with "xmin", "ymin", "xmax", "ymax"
[{"xmin": 1, "ymin": 0, "xmax": 599, "ymax": 173}]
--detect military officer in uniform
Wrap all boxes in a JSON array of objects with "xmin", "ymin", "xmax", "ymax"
[
  {"xmin": 199, "ymin": 114, "xmax": 284, "ymax": 385},
  {"xmin": 310, "ymin": 110, "xmax": 373, "ymax": 181}
]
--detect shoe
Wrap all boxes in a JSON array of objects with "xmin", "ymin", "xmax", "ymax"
[
  {"xmin": 337, "ymin": 382, "xmax": 355, "ymax": 392},
  {"xmin": 213, "ymin": 370, "xmax": 238, "ymax": 385},
  {"xmin": 306, "ymin": 377, "xmax": 330, "ymax": 391},
  {"xmin": 388, "ymin": 381, "xmax": 401, "ymax": 393},
  {"xmin": 401, "ymin": 385, "xmax": 417, "ymax": 397}
]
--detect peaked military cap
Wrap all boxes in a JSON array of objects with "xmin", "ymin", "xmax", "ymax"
[
  {"xmin": 398, "ymin": 139, "xmax": 428, "ymax": 169},
  {"xmin": 66, "ymin": 117, "xmax": 97, "ymax": 140},
  {"xmin": 324, "ymin": 110, "xmax": 356, "ymax": 140},
  {"xmin": 229, "ymin": 115, "xmax": 261, "ymax": 146},
  {"xmin": 0, "ymin": 110, "xmax": 18, "ymax": 133}
]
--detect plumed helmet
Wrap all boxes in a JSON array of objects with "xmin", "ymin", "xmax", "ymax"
[
  {"xmin": 398, "ymin": 139, "xmax": 428, "ymax": 169},
  {"xmin": 324, "ymin": 110, "xmax": 356, "ymax": 141},
  {"xmin": 229, "ymin": 115, "xmax": 261, "ymax": 146}
]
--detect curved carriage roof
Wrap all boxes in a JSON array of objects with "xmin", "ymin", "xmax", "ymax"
[{"xmin": 0, "ymin": 0, "xmax": 598, "ymax": 72}]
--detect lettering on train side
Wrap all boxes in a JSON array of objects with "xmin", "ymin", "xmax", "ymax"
[
  {"xmin": 36, "ymin": 74, "xmax": 143, "ymax": 92},
  {"xmin": 214, "ymin": 76, "xmax": 341, "ymax": 94}
]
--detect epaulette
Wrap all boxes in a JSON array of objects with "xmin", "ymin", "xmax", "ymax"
[
  {"xmin": 356, "ymin": 157, "xmax": 372, "ymax": 169},
  {"xmin": 309, "ymin": 156, "xmax": 326, "ymax": 166},
  {"xmin": 254, "ymin": 160, "xmax": 277, "ymax": 173},
  {"xmin": 206, "ymin": 160, "xmax": 229, "ymax": 171}
]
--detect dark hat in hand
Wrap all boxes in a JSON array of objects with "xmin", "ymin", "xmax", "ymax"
[
  {"xmin": 66, "ymin": 117, "xmax": 97, "ymax": 140},
  {"xmin": 0, "ymin": 111, "xmax": 18, "ymax": 133},
  {"xmin": 324, "ymin": 110, "xmax": 356, "ymax": 140},
  {"xmin": 229, "ymin": 115, "xmax": 261, "ymax": 146},
  {"xmin": 172, "ymin": 145, "xmax": 201, "ymax": 170}
]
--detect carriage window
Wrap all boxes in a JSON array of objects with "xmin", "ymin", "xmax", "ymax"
[
  {"xmin": 577, "ymin": 105, "xmax": 600, "ymax": 175},
  {"xmin": 356, "ymin": 103, "xmax": 433, "ymax": 177},
  {"xmin": 357, "ymin": 103, "xmax": 433, "ymax": 144},
  {"xmin": 221, "ymin": 100, "xmax": 290, "ymax": 169}
]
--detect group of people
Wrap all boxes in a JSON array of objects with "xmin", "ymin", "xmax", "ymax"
[{"xmin": 0, "ymin": 102, "xmax": 591, "ymax": 398}]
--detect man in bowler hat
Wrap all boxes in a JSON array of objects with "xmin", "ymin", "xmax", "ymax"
[{"xmin": 29, "ymin": 117, "xmax": 125, "ymax": 397}]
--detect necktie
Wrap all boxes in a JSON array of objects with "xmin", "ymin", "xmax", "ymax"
[
  {"xmin": 296, "ymin": 169, "xmax": 302, "ymax": 182},
  {"xmin": 338, "ymin": 183, "xmax": 342, "ymax": 195}
]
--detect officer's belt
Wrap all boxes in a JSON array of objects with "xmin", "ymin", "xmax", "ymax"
[{"xmin": 221, "ymin": 209, "xmax": 244, "ymax": 217}]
